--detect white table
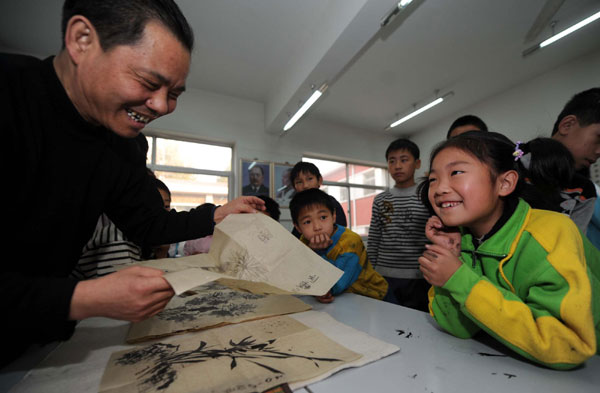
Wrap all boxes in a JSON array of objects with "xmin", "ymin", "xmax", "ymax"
[
  {"xmin": 301, "ymin": 294, "xmax": 600, "ymax": 393},
  {"xmin": 3, "ymin": 294, "xmax": 599, "ymax": 392}
]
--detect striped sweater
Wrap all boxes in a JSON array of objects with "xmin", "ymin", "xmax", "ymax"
[
  {"xmin": 368, "ymin": 185, "xmax": 430, "ymax": 279},
  {"xmin": 72, "ymin": 214, "xmax": 142, "ymax": 279}
]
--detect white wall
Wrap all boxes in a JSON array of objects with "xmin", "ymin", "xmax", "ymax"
[
  {"xmin": 150, "ymin": 87, "xmax": 395, "ymax": 195},
  {"xmin": 411, "ymin": 49, "xmax": 600, "ymax": 177}
]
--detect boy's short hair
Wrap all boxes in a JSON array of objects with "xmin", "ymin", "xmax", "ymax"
[
  {"xmin": 258, "ymin": 195, "xmax": 281, "ymax": 222},
  {"xmin": 290, "ymin": 161, "xmax": 322, "ymax": 183},
  {"xmin": 551, "ymin": 88, "xmax": 600, "ymax": 135},
  {"xmin": 290, "ymin": 188, "xmax": 335, "ymax": 225},
  {"xmin": 153, "ymin": 178, "xmax": 171, "ymax": 197},
  {"xmin": 446, "ymin": 115, "xmax": 488, "ymax": 139},
  {"xmin": 385, "ymin": 138, "xmax": 420, "ymax": 160}
]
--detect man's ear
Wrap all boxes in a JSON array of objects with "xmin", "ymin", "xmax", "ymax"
[
  {"xmin": 497, "ymin": 170, "xmax": 518, "ymax": 197},
  {"xmin": 415, "ymin": 159, "xmax": 421, "ymax": 169},
  {"xmin": 556, "ymin": 115, "xmax": 579, "ymax": 137},
  {"xmin": 64, "ymin": 15, "xmax": 98, "ymax": 65}
]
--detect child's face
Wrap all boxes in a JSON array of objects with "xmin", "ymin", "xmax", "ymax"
[
  {"xmin": 158, "ymin": 189, "xmax": 171, "ymax": 211},
  {"xmin": 293, "ymin": 171, "xmax": 323, "ymax": 192},
  {"xmin": 427, "ymin": 147, "xmax": 505, "ymax": 238},
  {"xmin": 555, "ymin": 117, "xmax": 600, "ymax": 170},
  {"xmin": 294, "ymin": 204, "xmax": 336, "ymax": 240},
  {"xmin": 387, "ymin": 149, "xmax": 420, "ymax": 187}
]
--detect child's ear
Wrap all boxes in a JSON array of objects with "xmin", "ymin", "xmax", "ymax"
[
  {"xmin": 317, "ymin": 176, "xmax": 323, "ymax": 187},
  {"xmin": 293, "ymin": 223, "xmax": 301, "ymax": 234},
  {"xmin": 497, "ymin": 170, "xmax": 518, "ymax": 197},
  {"xmin": 557, "ymin": 115, "xmax": 579, "ymax": 137},
  {"xmin": 332, "ymin": 210, "xmax": 336, "ymax": 222}
]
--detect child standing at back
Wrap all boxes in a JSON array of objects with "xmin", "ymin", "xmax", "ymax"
[
  {"xmin": 419, "ymin": 131, "xmax": 599, "ymax": 370},
  {"xmin": 289, "ymin": 161, "xmax": 348, "ymax": 239},
  {"xmin": 290, "ymin": 188, "xmax": 388, "ymax": 303},
  {"xmin": 368, "ymin": 139, "xmax": 430, "ymax": 311}
]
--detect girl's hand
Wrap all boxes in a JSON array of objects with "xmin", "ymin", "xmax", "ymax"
[
  {"xmin": 419, "ymin": 244, "xmax": 462, "ymax": 287},
  {"xmin": 425, "ymin": 216, "xmax": 461, "ymax": 256},
  {"xmin": 315, "ymin": 291, "xmax": 335, "ymax": 303}
]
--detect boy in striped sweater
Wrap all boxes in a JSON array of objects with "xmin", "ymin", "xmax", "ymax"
[{"xmin": 368, "ymin": 139, "xmax": 430, "ymax": 311}]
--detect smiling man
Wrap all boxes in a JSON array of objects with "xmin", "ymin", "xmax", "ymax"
[{"xmin": 1, "ymin": 0, "xmax": 264, "ymax": 366}]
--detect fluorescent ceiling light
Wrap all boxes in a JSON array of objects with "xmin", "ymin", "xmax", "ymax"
[
  {"xmin": 388, "ymin": 93, "xmax": 453, "ymax": 129},
  {"xmin": 381, "ymin": 0, "xmax": 414, "ymax": 27},
  {"xmin": 523, "ymin": 10, "xmax": 600, "ymax": 56},
  {"xmin": 283, "ymin": 84, "xmax": 327, "ymax": 131},
  {"xmin": 540, "ymin": 10, "xmax": 600, "ymax": 47}
]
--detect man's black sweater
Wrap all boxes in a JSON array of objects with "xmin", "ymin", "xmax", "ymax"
[{"xmin": 1, "ymin": 54, "xmax": 216, "ymax": 365}]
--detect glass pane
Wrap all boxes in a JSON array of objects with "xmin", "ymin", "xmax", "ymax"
[
  {"xmin": 319, "ymin": 185, "xmax": 349, "ymax": 224},
  {"xmin": 349, "ymin": 187, "xmax": 378, "ymax": 237},
  {"xmin": 348, "ymin": 164, "xmax": 388, "ymax": 187},
  {"xmin": 304, "ymin": 157, "xmax": 346, "ymax": 183},
  {"xmin": 155, "ymin": 171, "xmax": 229, "ymax": 212},
  {"xmin": 146, "ymin": 136, "xmax": 153, "ymax": 164},
  {"xmin": 155, "ymin": 138, "xmax": 232, "ymax": 171}
]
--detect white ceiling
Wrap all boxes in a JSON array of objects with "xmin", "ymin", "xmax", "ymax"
[{"xmin": 1, "ymin": 0, "xmax": 599, "ymax": 136}]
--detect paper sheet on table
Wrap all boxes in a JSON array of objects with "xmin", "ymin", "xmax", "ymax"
[
  {"xmin": 140, "ymin": 213, "xmax": 343, "ymax": 296},
  {"xmin": 126, "ymin": 281, "xmax": 312, "ymax": 343},
  {"xmin": 100, "ymin": 314, "xmax": 362, "ymax": 393}
]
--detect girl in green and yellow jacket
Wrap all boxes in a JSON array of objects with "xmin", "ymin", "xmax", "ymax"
[{"xmin": 418, "ymin": 131, "xmax": 599, "ymax": 370}]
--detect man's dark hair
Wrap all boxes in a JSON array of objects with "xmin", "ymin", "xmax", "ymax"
[
  {"xmin": 290, "ymin": 188, "xmax": 335, "ymax": 225},
  {"xmin": 551, "ymin": 88, "xmax": 600, "ymax": 135},
  {"xmin": 290, "ymin": 162, "xmax": 322, "ymax": 184},
  {"xmin": 61, "ymin": 0, "xmax": 194, "ymax": 52},
  {"xmin": 446, "ymin": 115, "xmax": 488, "ymax": 139},
  {"xmin": 258, "ymin": 195, "xmax": 280, "ymax": 222},
  {"xmin": 386, "ymin": 138, "xmax": 420, "ymax": 160}
]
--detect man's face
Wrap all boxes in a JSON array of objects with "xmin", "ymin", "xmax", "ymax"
[
  {"xmin": 77, "ymin": 21, "xmax": 190, "ymax": 138},
  {"xmin": 554, "ymin": 116, "xmax": 600, "ymax": 170},
  {"xmin": 249, "ymin": 166, "xmax": 264, "ymax": 187}
]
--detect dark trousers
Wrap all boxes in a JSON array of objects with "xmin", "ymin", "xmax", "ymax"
[{"xmin": 383, "ymin": 277, "xmax": 430, "ymax": 312}]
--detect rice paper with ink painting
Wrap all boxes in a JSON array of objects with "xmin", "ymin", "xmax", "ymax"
[
  {"xmin": 126, "ymin": 281, "xmax": 311, "ymax": 343},
  {"xmin": 139, "ymin": 213, "xmax": 343, "ymax": 296},
  {"xmin": 100, "ymin": 315, "xmax": 362, "ymax": 393}
]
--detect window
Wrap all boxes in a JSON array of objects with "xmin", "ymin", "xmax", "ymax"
[
  {"xmin": 146, "ymin": 134, "xmax": 233, "ymax": 212},
  {"xmin": 303, "ymin": 157, "xmax": 389, "ymax": 236}
]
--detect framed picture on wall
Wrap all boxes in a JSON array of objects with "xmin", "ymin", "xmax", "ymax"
[
  {"xmin": 273, "ymin": 162, "xmax": 296, "ymax": 207},
  {"xmin": 240, "ymin": 159, "xmax": 271, "ymax": 197}
]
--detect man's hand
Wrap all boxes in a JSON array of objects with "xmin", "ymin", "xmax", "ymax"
[
  {"xmin": 69, "ymin": 266, "xmax": 175, "ymax": 322},
  {"xmin": 213, "ymin": 196, "xmax": 266, "ymax": 223},
  {"xmin": 308, "ymin": 233, "xmax": 333, "ymax": 250},
  {"xmin": 425, "ymin": 216, "xmax": 461, "ymax": 256},
  {"xmin": 315, "ymin": 291, "xmax": 335, "ymax": 303},
  {"xmin": 419, "ymin": 244, "xmax": 462, "ymax": 287}
]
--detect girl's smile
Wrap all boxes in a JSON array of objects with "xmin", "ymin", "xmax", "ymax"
[{"xmin": 428, "ymin": 147, "xmax": 508, "ymax": 238}]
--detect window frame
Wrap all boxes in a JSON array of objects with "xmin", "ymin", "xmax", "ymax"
[
  {"xmin": 144, "ymin": 130, "xmax": 235, "ymax": 204},
  {"xmin": 303, "ymin": 154, "xmax": 390, "ymax": 236}
]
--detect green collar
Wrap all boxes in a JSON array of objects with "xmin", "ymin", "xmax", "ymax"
[{"xmin": 461, "ymin": 199, "xmax": 530, "ymax": 257}]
